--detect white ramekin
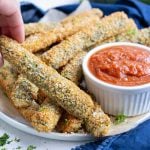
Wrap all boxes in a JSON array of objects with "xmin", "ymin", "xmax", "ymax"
[{"xmin": 82, "ymin": 42, "xmax": 150, "ymax": 116}]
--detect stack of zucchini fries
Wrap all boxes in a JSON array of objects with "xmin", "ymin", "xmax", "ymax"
[{"xmin": 0, "ymin": 9, "xmax": 149, "ymax": 137}]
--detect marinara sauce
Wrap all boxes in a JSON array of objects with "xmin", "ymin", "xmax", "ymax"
[{"xmin": 88, "ymin": 46, "xmax": 150, "ymax": 86}]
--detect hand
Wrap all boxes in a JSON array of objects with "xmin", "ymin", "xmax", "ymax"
[{"xmin": 0, "ymin": 0, "xmax": 25, "ymax": 67}]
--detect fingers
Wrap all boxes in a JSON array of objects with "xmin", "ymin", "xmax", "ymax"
[
  {"xmin": 0, "ymin": 53, "xmax": 4, "ymax": 67},
  {"xmin": 7, "ymin": 10, "xmax": 25, "ymax": 42},
  {"xmin": 0, "ymin": 0, "xmax": 25, "ymax": 42}
]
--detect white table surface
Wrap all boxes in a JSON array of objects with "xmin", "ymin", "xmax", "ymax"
[{"xmin": 0, "ymin": 119, "xmax": 87, "ymax": 150}]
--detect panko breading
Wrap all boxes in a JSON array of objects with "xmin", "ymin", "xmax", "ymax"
[
  {"xmin": 61, "ymin": 51, "xmax": 86, "ymax": 85},
  {"xmin": 0, "ymin": 36, "xmax": 111, "ymax": 137},
  {"xmin": 41, "ymin": 12, "xmax": 137, "ymax": 69},
  {"xmin": 56, "ymin": 112, "xmax": 83, "ymax": 133},
  {"xmin": 22, "ymin": 9, "xmax": 103, "ymax": 53},
  {"xmin": 0, "ymin": 61, "xmax": 17, "ymax": 96},
  {"xmin": 20, "ymin": 98, "xmax": 62, "ymax": 132},
  {"xmin": 25, "ymin": 22, "xmax": 58, "ymax": 37},
  {"xmin": 11, "ymin": 76, "xmax": 62, "ymax": 132},
  {"xmin": 11, "ymin": 75, "xmax": 39, "ymax": 108}
]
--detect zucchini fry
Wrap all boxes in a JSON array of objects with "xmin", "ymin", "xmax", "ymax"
[
  {"xmin": 56, "ymin": 111, "xmax": 83, "ymax": 133},
  {"xmin": 85, "ymin": 103, "xmax": 111, "ymax": 136},
  {"xmin": 22, "ymin": 9, "xmax": 102, "ymax": 53},
  {"xmin": 61, "ymin": 51, "xmax": 86, "ymax": 85},
  {"xmin": 0, "ymin": 36, "xmax": 110, "ymax": 137},
  {"xmin": 41, "ymin": 12, "xmax": 137, "ymax": 69},
  {"xmin": 98, "ymin": 28, "xmax": 138, "ymax": 45},
  {"xmin": 20, "ymin": 98, "xmax": 62, "ymax": 132},
  {"xmin": 135, "ymin": 27, "xmax": 150, "ymax": 46},
  {"xmin": 25, "ymin": 22, "xmax": 58, "ymax": 37},
  {"xmin": 11, "ymin": 76, "xmax": 62, "ymax": 132},
  {"xmin": 0, "ymin": 61, "xmax": 17, "ymax": 96},
  {"xmin": 11, "ymin": 75, "xmax": 39, "ymax": 108},
  {"xmin": 97, "ymin": 27, "xmax": 150, "ymax": 47}
]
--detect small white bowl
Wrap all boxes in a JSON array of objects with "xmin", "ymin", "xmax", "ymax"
[{"xmin": 82, "ymin": 42, "xmax": 150, "ymax": 116}]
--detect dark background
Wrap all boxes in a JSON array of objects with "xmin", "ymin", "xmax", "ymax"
[{"xmin": 91, "ymin": 0, "xmax": 150, "ymax": 4}]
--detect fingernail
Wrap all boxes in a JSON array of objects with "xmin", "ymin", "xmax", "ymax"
[{"xmin": 0, "ymin": 53, "xmax": 4, "ymax": 67}]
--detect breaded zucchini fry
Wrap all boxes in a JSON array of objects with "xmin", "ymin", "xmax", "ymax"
[
  {"xmin": 98, "ymin": 28, "xmax": 138, "ymax": 45},
  {"xmin": 25, "ymin": 22, "xmax": 58, "ymax": 37},
  {"xmin": 0, "ymin": 61, "xmax": 17, "ymax": 96},
  {"xmin": 56, "ymin": 111, "xmax": 83, "ymax": 133},
  {"xmin": 0, "ymin": 36, "xmax": 110, "ymax": 137},
  {"xmin": 97, "ymin": 27, "xmax": 150, "ymax": 47},
  {"xmin": 20, "ymin": 98, "xmax": 62, "ymax": 132},
  {"xmin": 11, "ymin": 76, "xmax": 62, "ymax": 132},
  {"xmin": 41, "ymin": 12, "xmax": 137, "ymax": 69},
  {"xmin": 85, "ymin": 103, "xmax": 111, "ymax": 136},
  {"xmin": 61, "ymin": 51, "xmax": 86, "ymax": 85},
  {"xmin": 135, "ymin": 27, "xmax": 150, "ymax": 46},
  {"xmin": 22, "ymin": 9, "xmax": 102, "ymax": 53},
  {"xmin": 61, "ymin": 8, "xmax": 102, "ymax": 24},
  {"xmin": 11, "ymin": 75, "xmax": 39, "ymax": 108}
]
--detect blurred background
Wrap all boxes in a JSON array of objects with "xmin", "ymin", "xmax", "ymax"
[{"xmin": 91, "ymin": 0, "xmax": 150, "ymax": 4}]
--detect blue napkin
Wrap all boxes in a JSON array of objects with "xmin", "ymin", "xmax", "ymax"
[
  {"xmin": 21, "ymin": 0, "xmax": 150, "ymax": 149},
  {"xmin": 73, "ymin": 119, "xmax": 150, "ymax": 150}
]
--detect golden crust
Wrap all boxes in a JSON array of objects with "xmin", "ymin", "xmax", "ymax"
[
  {"xmin": 61, "ymin": 51, "xmax": 86, "ymax": 85},
  {"xmin": 20, "ymin": 98, "xmax": 62, "ymax": 132},
  {"xmin": 22, "ymin": 9, "xmax": 102, "ymax": 53},
  {"xmin": 11, "ymin": 75, "xmax": 39, "ymax": 108},
  {"xmin": 135, "ymin": 27, "xmax": 150, "ymax": 46},
  {"xmin": 41, "ymin": 12, "xmax": 137, "ymax": 69},
  {"xmin": 85, "ymin": 103, "xmax": 111, "ymax": 137},
  {"xmin": 56, "ymin": 112, "xmax": 82, "ymax": 133},
  {"xmin": 0, "ymin": 61, "xmax": 17, "ymax": 96},
  {"xmin": 25, "ymin": 22, "xmax": 58, "ymax": 37},
  {"xmin": 0, "ymin": 36, "xmax": 110, "ymax": 136}
]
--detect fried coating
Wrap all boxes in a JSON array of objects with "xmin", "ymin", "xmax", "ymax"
[
  {"xmin": 135, "ymin": 27, "xmax": 150, "ymax": 46},
  {"xmin": 85, "ymin": 103, "xmax": 111, "ymax": 136},
  {"xmin": 61, "ymin": 51, "xmax": 86, "ymax": 85},
  {"xmin": 0, "ymin": 36, "xmax": 110, "ymax": 137},
  {"xmin": 97, "ymin": 28, "xmax": 138, "ymax": 45},
  {"xmin": 97, "ymin": 27, "xmax": 150, "ymax": 47},
  {"xmin": 25, "ymin": 22, "xmax": 58, "ymax": 37},
  {"xmin": 20, "ymin": 98, "xmax": 62, "ymax": 132},
  {"xmin": 22, "ymin": 9, "xmax": 102, "ymax": 52},
  {"xmin": 11, "ymin": 76, "xmax": 62, "ymax": 132},
  {"xmin": 0, "ymin": 61, "xmax": 17, "ymax": 96},
  {"xmin": 11, "ymin": 75, "xmax": 39, "ymax": 108},
  {"xmin": 41, "ymin": 12, "xmax": 137, "ymax": 69},
  {"xmin": 56, "ymin": 112, "xmax": 83, "ymax": 133}
]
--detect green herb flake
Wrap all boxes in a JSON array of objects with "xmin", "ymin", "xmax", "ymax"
[
  {"xmin": 115, "ymin": 114, "xmax": 126, "ymax": 125},
  {"xmin": 27, "ymin": 145, "xmax": 36, "ymax": 150},
  {"xmin": 127, "ymin": 29, "xmax": 137, "ymax": 35},
  {"xmin": 16, "ymin": 146, "xmax": 22, "ymax": 149},
  {"xmin": 14, "ymin": 138, "xmax": 20, "ymax": 143},
  {"xmin": 7, "ymin": 140, "xmax": 13, "ymax": 144},
  {"xmin": 0, "ymin": 148, "xmax": 7, "ymax": 150},
  {"xmin": 0, "ymin": 133, "xmax": 9, "ymax": 146}
]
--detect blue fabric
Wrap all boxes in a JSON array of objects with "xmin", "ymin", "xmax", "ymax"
[
  {"xmin": 56, "ymin": 0, "xmax": 150, "ymax": 28},
  {"xmin": 21, "ymin": 0, "xmax": 150, "ymax": 149},
  {"xmin": 73, "ymin": 119, "xmax": 150, "ymax": 150}
]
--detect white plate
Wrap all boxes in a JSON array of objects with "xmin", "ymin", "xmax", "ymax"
[{"xmin": 0, "ymin": 89, "xmax": 150, "ymax": 141}]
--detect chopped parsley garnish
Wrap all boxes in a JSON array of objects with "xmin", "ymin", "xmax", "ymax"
[
  {"xmin": 14, "ymin": 138, "xmax": 20, "ymax": 143},
  {"xmin": 0, "ymin": 133, "xmax": 9, "ymax": 146},
  {"xmin": 16, "ymin": 146, "xmax": 22, "ymax": 149},
  {"xmin": 27, "ymin": 145, "xmax": 36, "ymax": 150},
  {"xmin": 115, "ymin": 114, "xmax": 126, "ymax": 125},
  {"xmin": 127, "ymin": 29, "xmax": 137, "ymax": 35}
]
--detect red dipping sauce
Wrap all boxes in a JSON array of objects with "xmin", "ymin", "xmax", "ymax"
[{"xmin": 88, "ymin": 46, "xmax": 150, "ymax": 86}]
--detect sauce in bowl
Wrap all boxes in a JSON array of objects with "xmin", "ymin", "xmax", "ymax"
[{"xmin": 88, "ymin": 46, "xmax": 150, "ymax": 86}]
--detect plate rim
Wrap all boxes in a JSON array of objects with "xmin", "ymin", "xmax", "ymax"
[{"xmin": 0, "ymin": 111, "xmax": 94, "ymax": 141}]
